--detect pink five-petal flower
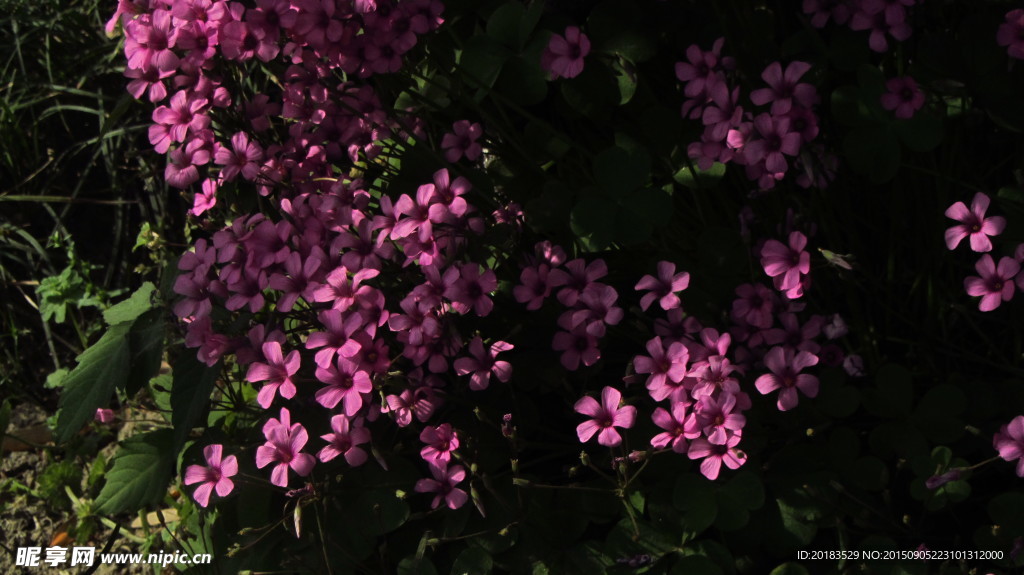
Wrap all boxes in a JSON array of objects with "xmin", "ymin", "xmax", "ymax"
[
  {"xmin": 318, "ymin": 415, "xmax": 371, "ymax": 466},
  {"xmin": 998, "ymin": 9, "xmax": 1024, "ymax": 60},
  {"xmin": 964, "ymin": 254, "xmax": 1020, "ymax": 312},
  {"xmin": 749, "ymin": 61, "xmax": 816, "ymax": 116},
  {"xmin": 880, "ymin": 76, "xmax": 925, "ymax": 119},
  {"xmin": 688, "ymin": 432, "xmax": 745, "ymax": 480},
  {"xmin": 246, "ymin": 341, "xmax": 301, "ymax": 409},
  {"xmin": 944, "ymin": 192, "xmax": 1006, "ymax": 252},
  {"xmin": 420, "ymin": 423, "xmax": 460, "ymax": 463},
  {"xmin": 651, "ymin": 401, "xmax": 691, "ymax": 454},
  {"xmin": 441, "ymin": 120, "xmax": 483, "ymax": 163},
  {"xmin": 255, "ymin": 408, "xmax": 316, "ymax": 487},
  {"xmin": 453, "ymin": 337, "xmax": 513, "ymax": 391},
  {"xmin": 994, "ymin": 415, "xmax": 1024, "ymax": 477},
  {"xmin": 754, "ymin": 346, "xmax": 819, "ymax": 411},
  {"xmin": 414, "ymin": 461, "xmax": 468, "ymax": 510},
  {"xmin": 574, "ymin": 386, "xmax": 637, "ymax": 447},
  {"xmin": 183, "ymin": 444, "xmax": 238, "ymax": 507},
  {"xmin": 633, "ymin": 336, "xmax": 689, "ymax": 402},
  {"xmin": 541, "ymin": 26, "xmax": 590, "ymax": 80},
  {"xmin": 635, "ymin": 261, "xmax": 691, "ymax": 311},
  {"xmin": 313, "ymin": 357, "xmax": 373, "ymax": 415},
  {"xmin": 760, "ymin": 231, "xmax": 811, "ymax": 298}
]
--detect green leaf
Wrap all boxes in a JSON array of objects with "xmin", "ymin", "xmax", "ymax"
[
  {"xmin": 44, "ymin": 368, "xmax": 70, "ymax": 389},
  {"xmin": 725, "ymin": 471, "xmax": 765, "ymax": 511},
  {"xmin": 674, "ymin": 162, "xmax": 726, "ymax": 189},
  {"xmin": 451, "ymin": 547, "xmax": 493, "ymax": 575},
  {"xmin": 126, "ymin": 309, "xmax": 165, "ymax": 397},
  {"xmin": 171, "ymin": 353, "xmax": 222, "ymax": 453},
  {"xmin": 570, "ymin": 196, "xmax": 617, "ymax": 251},
  {"xmin": 673, "ymin": 474, "xmax": 717, "ymax": 535},
  {"xmin": 518, "ymin": 1, "xmax": 544, "ymax": 50},
  {"xmin": 495, "ymin": 55, "xmax": 548, "ymax": 106},
  {"xmin": 103, "ymin": 282, "xmax": 157, "ymax": 326},
  {"xmin": 612, "ymin": 57, "xmax": 637, "ymax": 105},
  {"xmin": 55, "ymin": 323, "xmax": 131, "ymax": 443},
  {"xmin": 843, "ymin": 124, "xmax": 901, "ymax": 184},
  {"xmin": 894, "ymin": 112, "xmax": 944, "ymax": 153},
  {"xmin": 399, "ymin": 557, "xmax": 439, "ymax": 575},
  {"xmin": 830, "ymin": 85, "xmax": 864, "ymax": 127},
  {"xmin": 349, "ymin": 489, "xmax": 410, "ymax": 536},
  {"xmin": 988, "ymin": 492, "xmax": 1024, "ymax": 532},
  {"xmin": 560, "ymin": 63, "xmax": 618, "ymax": 116},
  {"xmin": 94, "ymin": 429, "xmax": 174, "ymax": 514},
  {"xmin": 486, "ymin": 2, "xmax": 525, "ymax": 50},
  {"xmin": 594, "ymin": 146, "xmax": 651, "ymax": 197},
  {"xmin": 863, "ymin": 363, "xmax": 913, "ymax": 418},
  {"xmin": 770, "ymin": 562, "xmax": 811, "ymax": 575},
  {"xmin": 847, "ymin": 456, "xmax": 889, "ymax": 491},
  {"xmin": 460, "ymin": 35, "xmax": 510, "ymax": 94}
]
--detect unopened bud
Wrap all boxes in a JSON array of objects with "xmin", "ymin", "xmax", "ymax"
[{"xmin": 925, "ymin": 469, "xmax": 962, "ymax": 490}]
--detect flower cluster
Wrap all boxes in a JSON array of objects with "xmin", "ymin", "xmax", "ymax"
[
  {"xmin": 944, "ymin": 192, "xmax": 1024, "ymax": 312},
  {"xmin": 678, "ymin": 40, "xmax": 832, "ymax": 191},
  {"xmin": 803, "ymin": 0, "xmax": 915, "ymax": 53}
]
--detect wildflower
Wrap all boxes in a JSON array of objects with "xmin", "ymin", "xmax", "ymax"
[
  {"xmin": 965, "ymin": 254, "xmax": 1019, "ymax": 312},
  {"xmin": 420, "ymin": 423, "xmax": 460, "ymax": 463},
  {"xmin": 754, "ymin": 346, "xmax": 819, "ymax": 411},
  {"xmin": 256, "ymin": 408, "xmax": 316, "ymax": 487},
  {"xmin": 415, "ymin": 461, "xmax": 468, "ymax": 510},
  {"xmin": 694, "ymin": 392, "xmax": 746, "ymax": 445},
  {"xmin": 454, "ymin": 337, "xmax": 513, "ymax": 391},
  {"xmin": 318, "ymin": 415, "xmax": 371, "ymax": 466},
  {"xmin": 880, "ymin": 76, "xmax": 925, "ymax": 119},
  {"xmin": 574, "ymin": 386, "xmax": 637, "ymax": 447},
  {"xmin": 744, "ymin": 114, "xmax": 803, "ymax": 175},
  {"xmin": 441, "ymin": 120, "xmax": 483, "ymax": 163},
  {"xmin": 314, "ymin": 357, "xmax": 372, "ymax": 415},
  {"xmin": 944, "ymin": 193, "xmax": 1006, "ymax": 252},
  {"xmin": 633, "ymin": 336, "xmax": 690, "ymax": 401},
  {"xmin": 650, "ymin": 402, "xmax": 694, "ymax": 453},
  {"xmin": 688, "ymin": 432, "xmax": 745, "ymax": 480},
  {"xmin": 997, "ymin": 9, "xmax": 1024, "ymax": 60},
  {"xmin": 541, "ymin": 26, "xmax": 590, "ymax": 80},
  {"xmin": 749, "ymin": 61, "xmax": 816, "ymax": 115},
  {"xmin": 184, "ymin": 444, "xmax": 238, "ymax": 507},
  {"xmin": 635, "ymin": 261, "xmax": 691, "ymax": 312},
  {"xmin": 246, "ymin": 341, "xmax": 301, "ymax": 409},
  {"xmin": 760, "ymin": 231, "xmax": 811, "ymax": 298},
  {"xmin": 994, "ymin": 415, "xmax": 1024, "ymax": 477}
]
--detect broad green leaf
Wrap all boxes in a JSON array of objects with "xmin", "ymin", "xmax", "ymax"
[
  {"xmin": 451, "ymin": 547, "xmax": 493, "ymax": 575},
  {"xmin": 126, "ymin": 308, "xmax": 165, "ymax": 397},
  {"xmin": 560, "ymin": 63, "xmax": 618, "ymax": 117},
  {"xmin": 674, "ymin": 162, "xmax": 726, "ymax": 189},
  {"xmin": 847, "ymin": 456, "xmax": 889, "ymax": 491},
  {"xmin": 494, "ymin": 55, "xmax": 547, "ymax": 106},
  {"xmin": 988, "ymin": 492, "xmax": 1024, "ymax": 532},
  {"xmin": 673, "ymin": 474, "xmax": 717, "ymax": 535},
  {"xmin": 594, "ymin": 146, "xmax": 651, "ymax": 197},
  {"xmin": 518, "ymin": 0, "xmax": 544, "ymax": 50},
  {"xmin": 863, "ymin": 363, "xmax": 913, "ymax": 418},
  {"xmin": 94, "ymin": 429, "xmax": 174, "ymax": 514},
  {"xmin": 486, "ymin": 2, "xmax": 525, "ymax": 50},
  {"xmin": 349, "ymin": 489, "xmax": 409, "ymax": 536},
  {"xmin": 830, "ymin": 85, "xmax": 863, "ymax": 127},
  {"xmin": 460, "ymin": 35, "xmax": 510, "ymax": 94},
  {"xmin": 55, "ymin": 323, "xmax": 131, "ymax": 443},
  {"xmin": 894, "ymin": 112, "xmax": 944, "ymax": 152},
  {"xmin": 570, "ymin": 196, "xmax": 617, "ymax": 251},
  {"xmin": 103, "ymin": 282, "xmax": 157, "ymax": 326},
  {"xmin": 399, "ymin": 557, "xmax": 439, "ymax": 575},
  {"xmin": 725, "ymin": 471, "xmax": 765, "ymax": 511},
  {"xmin": 171, "ymin": 353, "xmax": 222, "ymax": 453}
]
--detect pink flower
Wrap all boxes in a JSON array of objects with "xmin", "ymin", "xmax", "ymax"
[
  {"xmin": 314, "ymin": 357, "xmax": 372, "ymax": 415},
  {"xmin": 420, "ymin": 423, "xmax": 460, "ymax": 463},
  {"xmin": 994, "ymin": 416, "xmax": 1024, "ymax": 477},
  {"xmin": 552, "ymin": 318, "xmax": 605, "ymax": 371},
  {"xmin": 688, "ymin": 432, "xmax": 745, "ymax": 480},
  {"xmin": 255, "ymin": 408, "xmax": 316, "ymax": 487},
  {"xmin": 633, "ymin": 336, "xmax": 690, "ymax": 402},
  {"xmin": 454, "ymin": 337, "xmax": 513, "ymax": 391},
  {"xmin": 541, "ymin": 26, "xmax": 590, "ymax": 80},
  {"xmin": 574, "ymin": 386, "xmax": 637, "ymax": 447},
  {"xmin": 443, "ymin": 263, "xmax": 497, "ymax": 316},
  {"xmin": 754, "ymin": 346, "xmax": 819, "ymax": 411},
  {"xmin": 964, "ymin": 254, "xmax": 1020, "ymax": 312},
  {"xmin": 441, "ymin": 120, "xmax": 483, "ymax": 163},
  {"xmin": 635, "ymin": 261, "xmax": 691, "ymax": 311},
  {"xmin": 94, "ymin": 408, "xmax": 116, "ymax": 424},
  {"xmin": 944, "ymin": 193, "xmax": 1006, "ymax": 252},
  {"xmin": 749, "ymin": 61, "xmax": 817, "ymax": 116},
  {"xmin": 246, "ymin": 341, "xmax": 301, "ymax": 409},
  {"xmin": 191, "ymin": 178, "xmax": 218, "ymax": 216},
  {"xmin": 694, "ymin": 392, "xmax": 746, "ymax": 445},
  {"xmin": 650, "ymin": 402, "xmax": 692, "ymax": 453},
  {"xmin": 318, "ymin": 415, "xmax": 371, "ymax": 466},
  {"xmin": 184, "ymin": 444, "xmax": 238, "ymax": 507},
  {"xmin": 760, "ymin": 231, "xmax": 811, "ymax": 298},
  {"xmin": 880, "ymin": 76, "xmax": 925, "ymax": 119},
  {"xmin": 731, "ymin": 283, "xmax": 777, "ymax": 329},
  {"xmin": 997, "ymin": 9, "xmax": 1024, "ymax": 60},
  {"xmin": 415, "ymin": 462, "xmax": 468, "ymax": 510},
  {"xmin": 214, "ymin": 132, "xmax": 264, "ymax": 182}
]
